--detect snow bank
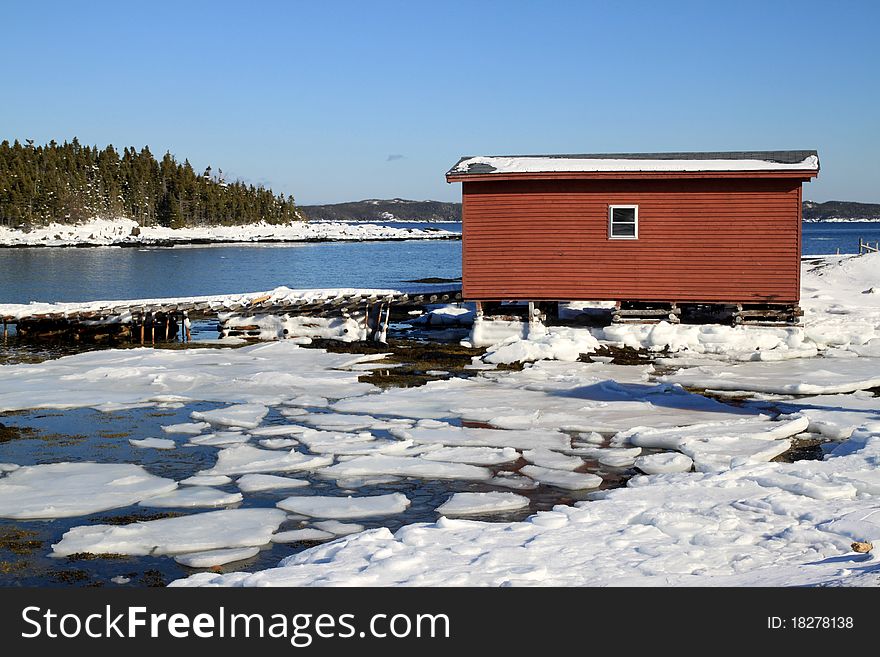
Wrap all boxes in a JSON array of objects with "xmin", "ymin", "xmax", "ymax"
[
  {"xmin": 0, "ymin": 217, "xmax": 459, "ymax": 247},
  {"xmin": 0, "ymin": 463, "xmax": 177, "ymax": 519}
]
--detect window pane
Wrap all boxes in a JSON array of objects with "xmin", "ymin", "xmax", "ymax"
[
  {"xmin": 611, "ymin": 222, "xmax": 636, "ymax": 237},
  {"xmin": 612, "ymin": 207, "xmax": 635, "ymax": 223}
]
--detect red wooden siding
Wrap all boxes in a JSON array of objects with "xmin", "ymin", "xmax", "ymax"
[{"xmin": 461, "ymin": 177, "xmax": 805, "ymax": 304}]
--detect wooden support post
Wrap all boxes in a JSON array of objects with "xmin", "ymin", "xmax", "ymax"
[
  {"xmin": 184, "ymin": 312, "xmax": 192, "ymax": 342},
  {"xmin": 475, "ymin": 301, "xmax": 484, "ymax": 320},
  {"xmin": 150, "ymin": 312, "xmax": 155, "ymax": 344},
  {"xmin": 164, "ymin": 315, "xmax": 170, "ymax": 341},
  {"xmin": 139, "ymin": 312, "xmax": 145, "ymax": 345}
]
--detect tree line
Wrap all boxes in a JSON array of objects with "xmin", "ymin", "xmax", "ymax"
[{"xmin": 0, "ymin": 138, "xmax": 301, "ymax": 228}]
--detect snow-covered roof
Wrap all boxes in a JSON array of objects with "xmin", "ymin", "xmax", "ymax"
[{"xmin": 447, "ymin": 150, "xmax": 819, "ymax": 177}]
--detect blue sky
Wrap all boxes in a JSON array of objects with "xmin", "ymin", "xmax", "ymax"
[{"xmin": 1, "ymin": 1, "xmax": 877, "ymax": 204}]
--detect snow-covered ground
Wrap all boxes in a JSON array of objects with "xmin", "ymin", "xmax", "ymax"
[
  {"xmin": 0, "ymin": 253, "xmax": 878, "ymax": 587},
  {"xmin": 0, "ymin": 217, "xmax": 459, "ymax": 247}
]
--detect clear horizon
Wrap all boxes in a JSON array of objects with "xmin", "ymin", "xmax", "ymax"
[{"xmin": 1, "ymin": 1, "xmax": 877, "ymax": 205}]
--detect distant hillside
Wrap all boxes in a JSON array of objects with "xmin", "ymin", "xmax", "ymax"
[
  {"xmin": 303, "ymin": 198, "xmax": 880, "ymax": 223},
  {"xmin": 803, "ymin": 200, "xmax": 880, "ymax": 222},
  {"xmin": 301, "ymin": 198, "xmax": 461, "ymax": 222}
]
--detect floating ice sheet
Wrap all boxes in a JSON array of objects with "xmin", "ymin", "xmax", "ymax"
[
  {"xmin": 139, "ymin": 487, "xmax": 243, "ymax": 508},
  {"xmin": 520, "ymin": 465, "xmax": 603, "ymax": 490},
  {"xmin": 420, "ymin": 446, "xmax": 520, "ymax": 465},
  {"xmin": 188, "ymin": 431, "xmax": 250, "ymax": 446},
  {"xmin": 319, "ymin": 455, "xmax": 492, "ymax": 481},
  {"xmin": 522, "ymin": 448, "xmax": 585, "ymax": 471},
  {"xmin": 777, "ymin": 391, "xmax": 880, "ymax": 440},
  {"xmin": 634, "ymin": 453, "xmax": 694, "ymax": 474},
  {"xmin": 129, "ymin": 437, "xmax": 176, "ymax": 450},
  {"xmin": 661, "ymin": 358, "xmax": 880, "ymax": 395},
  {"xmin": 436, "ymin": 492, "xmax": 530, "ymax": 516},
  {"xmin": 179, "ymin": 474, "xmax": 233, "ymax": 487},
  {"xmin": 174, "ymin": 546, "xmax": 260, "ymax": 568},
  {"xmin": 191, "ymin": 404, "xmax": 269, "ymax": 429},
  {"xmin": 202, "ymin": 445, "xmax": 333, "ymax": 475},
  {"xmin": 162, "ymin": 422, "xmax": 210, "ymax": 435},
  {"xmin": 277, "ymin": 493, "xmax": 411, "ymax": 519},
  {"xmin": 0, "ymin": 462, "xmax": 177, "ymax": 519},
  {"xmin": 271, "ymin": 529, "xmax": 335, "ymax": 543},
  {"xmin": 313, "ymin": 520, "xmax": 365, "ymax": 535},
  {"xmin": 236, "ymin": 474, "xmax": 310, "ymax": 492},
  {"xmin": 52, "ymin": 508, "xmax": 286, "ymax": 557}
]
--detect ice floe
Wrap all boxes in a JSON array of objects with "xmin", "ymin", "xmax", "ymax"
[
  {"xmin": 191, "ymin": 404, "xmax": 269, "ymax": 429},
  {"xmin": 519, "ymin": 465, "xmax": 603, "ymax": 490},
  {"xmin": 236, "ymin": 474, "xmax": 310, "ymax": 492},
  {"xmin": 0, "ymin": 463, "xmax": 177, "ymax": 519},
  {"xmin": 661, "ymin": 358, "xmax": 880, "ymax": 395},
  {"xmin": 319, "ymin": 455, "xmax": 492, "ymax": 481},
  {"xmin": 138, "ymin": 486, "xmax": 243, "ymax": 508},
  {"xmin": 634, "ymin": 453, "xmax": 694, "ymax": 474},
  {"xmin": 179, "ymin": 474, "xmax": 233, "ymax": 487},
  {"xmin": 52, "ymin": 508, "xmax": 286, "ymax": 557},
  {"xmin": 276, "ymin": 493, "xmax": 411, "ymax": 519},
  {"xmin": 522, "ymin": 448, "xmax": 585, "ymax": 471},
  {"xmin": 419, "ymin": 446, "xmax": 520, "ymax": 465},
  {"xmin": 201, "ymin": 445, "xmax": 333, "ymax": 475},
  {"xmin": 271, "ymin": 529, "xmax": 335, "ymax": 543},
  {"xmin": 436, "ymin": 492, "xmax": 530, "ymax": 516},
  {"xmin": 174, "ymin": 546, "xmax": 261, "ymax": 568},
  {"xmin": 0, "ymin": 342, "xmax": 377, "ymax": 414},
  {"xmin": 162, "ymin": 422, "xmax": 210, "ymax": 435},
  {"xmin": 313, "ymin": 520, "xmax": 365, "ymax": 535},
  {"xmin": 129, "ymin": 437, "xmax": 176, "ymax": 450}
]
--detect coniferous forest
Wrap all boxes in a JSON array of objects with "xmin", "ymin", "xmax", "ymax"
[{"xmin": 0, "ymin": 138, "xmax": 301, "ymax": 228}]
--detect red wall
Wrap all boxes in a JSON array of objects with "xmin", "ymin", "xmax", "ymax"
[{"xmin": 461, "ymin": 177, "xmax": 804, "ymax": 304}]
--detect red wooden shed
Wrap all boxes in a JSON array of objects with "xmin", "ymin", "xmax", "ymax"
[{"xmin": 446, "ymin": 150, "xmax": 819, "ymax": 323}]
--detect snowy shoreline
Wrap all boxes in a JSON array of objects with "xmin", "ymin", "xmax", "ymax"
[
  {"xmin": 0, "ymin": 254, "xmax": 878, "ymax": 588},
  {"xmin": 0, "ymin": 217, "xmax": 460, "ymax": 248}
]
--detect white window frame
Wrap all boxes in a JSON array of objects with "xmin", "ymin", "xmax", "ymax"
[{"xmin": 608, "ymin": 204, "xmax": 639, "ymax": 240}]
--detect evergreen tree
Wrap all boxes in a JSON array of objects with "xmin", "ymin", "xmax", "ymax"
[{"xmin": 0, "ymin": 138, "xmax": 301, "ymax": 228}]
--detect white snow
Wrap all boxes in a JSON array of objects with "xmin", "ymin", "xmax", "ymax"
[
  {"xmin": 201, "ymin": 445, "xmax": 333, "ymax": 476},
  {"xmin": 0, "ymin": 463, "xmax": 177, "ymax": 519},
  {"xmin": 138, "ymin": 487, "xmax": 243, "ymax": 508},
  {"xmin": 451, "ymin": 154, "xmax": 819, "ymax": 175},
  {"xmin": 276, "ymin": 493, "xmax": 411, "ymax": 519},
  {"xmin": 52, "ymin": 508, "xmax": 286, "ymax": 557},
  {"xmin": 191, "ymin": 404, "xmax": 269, "ymax": 429},
  {"xmin": 634, "ymin": 453, "xmax": 694, "ymax": 474},
  {"xmin": 436, "ymin": 492, "xmax": 530, "ymax": 516},
  {"xmin": 174, "ymin": 546, "xmax": 260, "ymax": 568},
  {"xmin": 778, "ymin": 391, "xmax": 880, "ymax": 439},
  {"xmin": 236, "ymin": 474, "xmax": 310, "ymax": 492},
  {"xmin": 0, "ymin": 217, "xmax": 459, "ymax": 248},
  {"xmin": 129, "ymin": 437, "xmax": 176, "ymax": 450}
]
